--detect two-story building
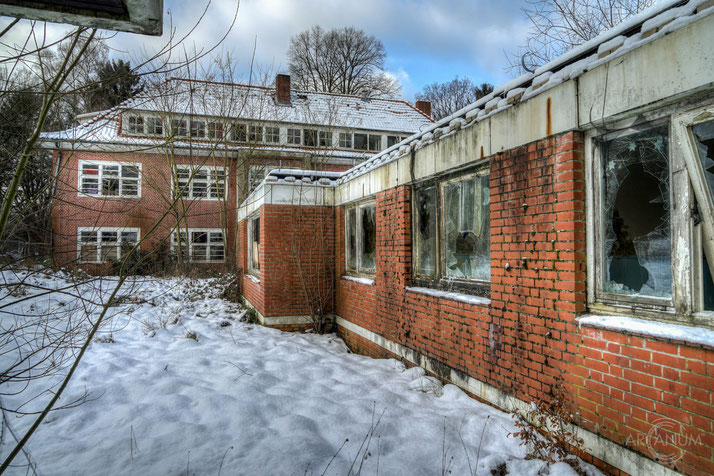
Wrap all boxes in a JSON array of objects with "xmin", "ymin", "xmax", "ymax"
[{"xmin": 41, "ymin": 75, "xmax": 432, "ymax": 272}]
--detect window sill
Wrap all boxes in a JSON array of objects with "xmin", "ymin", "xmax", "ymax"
[
  {"xmin": 577, "ymin": 314, "xmax": 714, "ymax": 349},
  {"xmin": 342, "ymin": 275, "xmax": 374, "ymax": 286},
  {"xmin": 246, "ymin": 274, "xmax": 260, "ymax": 284},
  {"xmin": 405, "ymin": 286, "xmax": 491, "ymax": 307}
]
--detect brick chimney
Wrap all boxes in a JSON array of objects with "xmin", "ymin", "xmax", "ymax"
[
  {"xmin": 415, "ymin": 100, "xmax": 431, "ymax": 119},
  {"xmin": 276, "ymin": 74, "xmax": 291, "ymax": 105}
]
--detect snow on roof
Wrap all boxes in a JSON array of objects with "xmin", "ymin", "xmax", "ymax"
[
  {"xmin": 336, "ymin": 0, "xmax": 713, "ymax": 185},
  {"xmin": 40, "ymin": 115, "xmax": 375, "ymax": 159},
  {"xmin": 119, "ymin": 78, "xmax": 432, "ymax": 134}
]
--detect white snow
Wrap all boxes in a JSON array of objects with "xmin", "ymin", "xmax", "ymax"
[
  {"xmin": 341, "ymin": 275, "xmax": 375, "ymax": 286},
  {"xmin": 0, "ymin": 271, "xmax": 600, "ymax": 475},
  {"xmin": 578, "ymin": 314, "xmax": 714, "ymax": 349},
  {"xmin": 405, "ymin": 286, "xmax": 491, "ymax": 307}
]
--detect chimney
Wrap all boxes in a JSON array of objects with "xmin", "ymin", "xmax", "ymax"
[
  {"xmin": 415, "ymin": 100, "xmax": 431, "ymax": 119},
  {"xmin": 276, "ymin": 74, "xmax": 291, "ymax": 105}
]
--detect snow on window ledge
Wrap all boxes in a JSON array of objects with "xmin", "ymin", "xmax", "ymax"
[
  {"xmin": 342, "ymin": 275, "xmax": 374, "ymax": 286},
  {"xmin": 577, "ymin": 314, "xmax": 714, "ymax": 349},
  {"xmin": 405, "ymin": 286, "xmax": 491, "ymax": 307},
  {"xmin": 246, "ymin": 274, "xmax": 260, "ymax": 284}
]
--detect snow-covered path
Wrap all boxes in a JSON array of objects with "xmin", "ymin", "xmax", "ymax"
[{"xmin": 0, "ymin": 274, "xmax": 597, "ymax": 475}]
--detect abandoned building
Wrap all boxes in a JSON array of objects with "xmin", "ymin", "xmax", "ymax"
[
  {"xmin": 237, "ymin": 1, "xmax": 714, "ymax": 475},
  {"xmin": 41, "ymin": 75, "xmax": 432, "ymax": 269}
]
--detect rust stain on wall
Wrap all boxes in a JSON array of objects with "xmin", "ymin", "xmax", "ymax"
[
  {"xmin": 480, "ymin": 145, "xmax": 484, "ymax": 158},
  {"xmin": 546, "ymin": 97, "xmax": 552, "ymax": 137}
]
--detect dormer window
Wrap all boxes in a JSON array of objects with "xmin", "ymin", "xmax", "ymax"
[
  {"xmin": 171, "ymin": 119, "xmax": 188, "ymax": 137},
  {"xmin": 126, "ymin": 115, "xmax": 144, "ymax": 134},
  {"xmin": 147, "ymin": 117, "xmax": 163, "ymax": 136},
  {"xmin": 190, "ymin": 120, "xmax": 206, "ymax": 139}
]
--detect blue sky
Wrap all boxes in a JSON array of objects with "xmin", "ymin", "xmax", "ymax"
[{"xmin": 1, "ymin": 0, "xmax": 533, "ymax": 102}]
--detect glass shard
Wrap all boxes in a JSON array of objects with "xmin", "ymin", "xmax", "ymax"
[
  {"xmin": 602, "ymin": 126, "xmax": 671, "ymax": 298},
  {"xmin": 415, "ymin": 187, "xmax": 436, "ymax": 276}
]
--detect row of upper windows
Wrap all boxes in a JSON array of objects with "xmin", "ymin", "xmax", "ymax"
[
  {"xmin": 334, "ymin": 112, "xmax": 714, "ymax": 320},
  {"xmin": 78, "ymin": 160, "xmax": 228, "ymax": 200},
  {"xmin": 123, "ymin": 114, "xmax": 407, "ymax": 152},
  {"xmin": 77, "ymin": 227, "xmax": 225, "ymax": 264}
]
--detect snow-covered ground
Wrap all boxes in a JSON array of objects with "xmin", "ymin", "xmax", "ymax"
[{"xmin": 0, "ymin": 271, "xmax": 600, "ymax": 475}]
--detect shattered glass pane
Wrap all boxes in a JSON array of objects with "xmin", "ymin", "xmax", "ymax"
[
  {"xmin": 443, "ymin": 174, "xmax": 490, "ymax": 281},
  {"xmin": 703, "ymin": 248, "xmax": 714, "ymax": 311},
  {"xmin": 360, "ymin": 205, "xmax": 377, "ymax": 271},
  {"xmin": 602, "ymin": 126, "xmax": 671, "ymax": 298},
  {"xmin": 692, "ymin": 120, "xmax": 714, "ymax": 204},
  {"xmin": 346, "ymin": 208, "xmax": 357, "ymax": 271},
  {"xmin": 415, "ymin": 187, "xmax": 436, "ymax": 276}
]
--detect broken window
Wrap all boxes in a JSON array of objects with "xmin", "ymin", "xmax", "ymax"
[
  {"xmin": 387, "ymin": 135, "xmax": 404, "ymax": 147},
  {"xmin": 691, "ymin": 120, "xmax": 714, "ymax": 310},
  {"xmin": 248, "ymin": 217, "xmax": 260, "ymax": 273},
  {"xmin": 346, "ymin": 208, "xmax": 357, "ymax": 271},
  {"xmin": 442, "ymin": 173, "xmax": 490, "ymax": 281},
  {"xmin": 601, "ymin": 126, "xmax": 671, "ymax": 298},
  {"xmin": 344, "ymin": 201, "xmax": 376, "ymax": 275},
  {"xmin": 360, "ymin": 204, "xmax": 377, "ymax": 271},
  {"xmin": 414, "ymin": 186, "xmax": 437, "ymax": 276}
]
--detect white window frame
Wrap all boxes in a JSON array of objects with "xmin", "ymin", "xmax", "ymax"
[
  {"xmin": 287, "ymin": 128, "xmax": 301, "ymax": 145},
  {"xmin": 78, "ymin": 160, "xmax": 141, "ymax": 198},
  {"xmin": 248, "ymin": 125, "xmax": 263, "ymax": 143},
  {"xmin": 339, "ymin": 132, "xmax": 352, "ymax": 149},
  {"xmin": 171, "ymin": 228, "xmax": 225, "ymax": 263},
  {"xmin": 412, "ymin": 166, "xmax": 491, "ymax": 290},
  {"xmin": 77, "ymin": 227, "xmax": 140, "ymax": 264},
  {"xmin": 173, "ymin": 165, "xmax": 227, "ymax": 201},
  {"xmin": 344, "ymin": 200, "xmax": 377, "ymax": 276},
  {"xmin": 247, "ymin": 215, "xmax": 260, "ymax": 275},
  {"xmin": 146, "ymin": 116, "xmax": 163, "ymax": 136},
  {"xmin": 319, "ymin": 131, "xmax": 333, "ymax": 148},
  {"xmin": 264, "ymin": 126, "xmax": 280, "ymax": 144},
  {"xmin": 125, "ymin": 115, "xmax": 144, "ymax": 135},
  {"xmin": 586, "ymin": 105, "xmax": 714, "ymax": 324},
  {"xmin": 171, "ymin": 119, "xmax": 188, "ymax": 138},
  {"xmin": 208, "ymin": 121, "xmax": 224, "ymax": 140}
]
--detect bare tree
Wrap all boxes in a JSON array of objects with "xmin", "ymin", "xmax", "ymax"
[
  {"xmin": 0, "ymin": 2, "xmax": 240, "ymax": 470},
  {"xmin": 288, "ymin": 26, "xmax": 401, "ymax": 99},
  {"xmin": 416, "ymin": 77, "xmax": 494, "ymax": 121},
  {"xmin": 508, "ymin": 0, "xmax": 656, "ymax": 75}
]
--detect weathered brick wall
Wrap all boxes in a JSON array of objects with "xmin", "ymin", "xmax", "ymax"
[
  {"xmin": 261, "ymin": 204, "xmax": 335, "ymax": 318},
  {"xmin": 52, "ymin": 150, "xmax": 238, "ymax": 272},
  {"xmin": 571, "ymin": 327, "xmax": 714, "ymax": 475},
  {"xmin": 237, "ymin": 204, "xmax": 335, "ymax": 320}
]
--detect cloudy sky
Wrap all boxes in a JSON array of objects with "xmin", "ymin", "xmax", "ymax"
[{"xmin": 1, "ymin": 0, "xmax": 533, "ymax": 101}]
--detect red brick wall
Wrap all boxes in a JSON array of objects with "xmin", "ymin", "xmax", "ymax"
[
  {"xmin": 247, "ymin": 129, "xmax": 714, "ymax": 475},
  {"xmin": 238, "ymin": 204, "xmax": 335, "ymax": 319},
  {"xmin": 52, "ymin": 150, "xmax": 238, "ymax": 272},
  {"xmin": 572, "ymin": 327, "xmax": 714, "ymax": 475}
]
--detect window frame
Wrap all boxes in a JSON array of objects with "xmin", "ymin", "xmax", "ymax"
[
  {"xmin": 171, "ymin": 228, "xmax": 225, "ymax": 263},
  {"xmin": 247, "ymin": 215, "xmax": 260, "ymax": 275},
  {"xmin": 344, "ymin": 200, "xmax": 377, "ymax": 277},
  {"xmin": 77, "ymin": 160, "xmax": 141, "ymax": 198},
  {"xmin": 125, "ymin": 115, "xmax": 144, "ymax": 135},
  {"xmin": 264, "ymin": 126, "xmax": 280, "ymax": 144},
  {"xmin": 287, "ymin": 128, "xmax": 301, "ymax": 145},
  {"xmin": 248, "ymin": 125, "xmax": 263, "ymax": 143},
  {"xmin": 173, "ymin": 164, "xmax": 228, "ymax": 201},
  {"xmin": 146, "ymin": 116, "xmax": 163, "ymax": 136},
  {"xmin": 411, "ymin": 165, "xmax": 491, "ymax": 296},
  {"xmin": 77, "ymin": 227, "xmax": 140, "ymax": 264}
]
